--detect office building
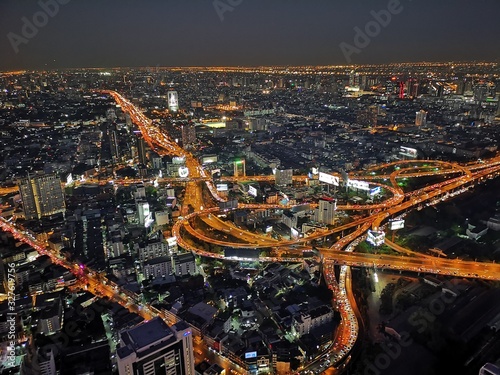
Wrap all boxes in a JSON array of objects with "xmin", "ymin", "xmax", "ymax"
[
  {"xmin": 117, "ymin": 317, "xmax": 195, "ymax": 375},
  {"xmin": 137, "ymin": 201, "xmax": 151, "ymax": 227},
  {"xmin": 415, "ymin": 110, "xmax": 427, "ymax": 126},
  {"xmin": 168, "ymin": 91, "xmax": 179, "ymax": 112},
  {"xmin": 275, "ymin": 169, "xmax": 293, "ymax": 186},
  {"xmin": 137, "ymin": 137, "xmax": 148, "ymax": 165},
  {"xmin": 110, "ymin": 128, "xmax": 120, "ymax": 162},
  {"xmin": 18, "ymin": 173, "xmax": 65, "ymax": 220},
  {"xmin": 233, "ymin": 160, "xmax": 246, "ymax": 177},
  {"xmin": 143, "ymin": 256, "xmax": 173, "ymax": 280},
  {"xmin": 36, "ymin": 348, "xmax": 56, "ymax": 375},
  {"xmin": 181, "ymin": 123, "xmax": 196, "ymax": 148},
  {"xmin": 315, "ymin": 199, "xmax": 336, "ymax": 225},
  {"xmin": 172, "ymin": 252, "xmax": 197, "ymax": 276}
]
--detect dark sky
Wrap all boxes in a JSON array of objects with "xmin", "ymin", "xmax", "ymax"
[{"xmin": 1, "ymin": 0, "xmax": 499, "ymax": 70}]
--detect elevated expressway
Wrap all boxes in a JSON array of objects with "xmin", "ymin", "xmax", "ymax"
[{"xmin": 81, "ymin": 92, "xmax": 500, "ymax": 373}]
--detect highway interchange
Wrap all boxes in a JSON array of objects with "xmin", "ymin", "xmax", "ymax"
[{"xmin": 2, "ymin": 90, "xmax": 500, "ymax": 374}]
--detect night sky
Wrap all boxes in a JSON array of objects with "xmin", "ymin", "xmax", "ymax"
[{"xmin": 1, "ymin": 0, "xmax": 499, "ymax": 70}]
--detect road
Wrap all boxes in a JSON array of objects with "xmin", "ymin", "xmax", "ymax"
[{"xmin": 4, "ymin": 90, "xmax": 500, "ymax": 374}]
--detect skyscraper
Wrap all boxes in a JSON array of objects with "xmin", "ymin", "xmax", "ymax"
[
  {"xmin": 316, "ymin": 199, "xmax": 337, "ymax": 225},
  {"xmin": 110, "ymin": 128, "xmax": 120, "ymax": 162},
  {"xmin": 181, "ymin": 123, "xmax": 196, "ymax": 148},
  {"xmin": 18, "ymin": 173, "xmax": 65, "ymax": 220},
  {"xmin": 415, "ymin": 110, "xmax": 427, "ymax": 126},
  {"xmin": 167, "ymin": 91, "xmax": 179, "ymax": 112},
  {"xmin": 117, "ymin": 318, "xmax": 195, "ymax": 375},
  {"xmin": 137, "ymin": 137, "xmax": 148, "ymax": 165}
]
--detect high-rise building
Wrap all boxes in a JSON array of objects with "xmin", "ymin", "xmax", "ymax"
[
  {"xmin": 168, "ymin": 91, "xmax": 179, "ymax": 112},
  {"xmin": 349, "ymin": 70, "xmax": 360, "ymax": 88},
  {"xmin": 181, "ymin": 123, "xmax": 196, "ymax": 148},
  {"xmin": 137, "ymin": 137, "xmax": 148, "ymax": 165},
  {"xmin": 117, "ymin": 317, "xmax": 195, "ymax": 375},
  {"xmin": 18, "ymin": 173, "xmax": 65, "ymax": 220},
  {"xmin": 275, "ymin": 169, "xmax": 293, "ymax": 186},
  {"xmin": 110, "ymin": 129, "xmax": 120, "ymax": 162},
  {"xmin": 36, "ymin": 348, "xmax": 56, "ymax": 375},
  {"xmin": 316, "ymin": 199, "xmax": 337, "ymax": 225},
  {"xmin": 415, "ymin": 110, "xmax": 427, "ymax": 126},
  {"xmin": 137, "ymin": 200, "xmax": 151, "ymax": 227},
  {"xmin": 233, "ymin": 159, "xmax": 246, "ymax": 177}
]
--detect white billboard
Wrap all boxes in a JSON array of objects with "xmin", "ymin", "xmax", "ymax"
[
  {"xmin": 248, "ymin": 186, "xmax": 258, "ymax": 197},
  {"xmin": 400, "ymin": 146, "xmax": 418, "ymax": 158},
  {"xmin": 319, "ymin": 172, "xmax": 340, "ymax": 186},
  {"xmin": 389, "ymin": 219, "xmax": 405, "ymax": 230},
  {"xmin": 216, "ymin": 184, "xmax": 228, "ymax": 191},
  {"xmin": 178, "ymin": 166, "xmax": 189, "ymax": 178},
  {"xmin": 172, "ymin": 156, "xmax": 186, "ymax": 164},
  {"xmin": 348, "ymin": 179, "xmax": 370, "ymax": 191}
]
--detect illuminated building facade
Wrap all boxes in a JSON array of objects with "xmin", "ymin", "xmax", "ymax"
[{"xmin": 18, "ymin": 173, "xmax": 65, "ymax": 220}]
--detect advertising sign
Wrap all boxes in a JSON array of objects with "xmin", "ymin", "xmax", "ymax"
[
  {"xmin": 348, "ymin": 179, "xmax": 370, "ymax": 191},
  {"xmin": 389, "ymin": 220, "xmax": 405, "ymax": 230},
  {"xmin": 319, "ymin": 172, "xmax": 340, "ymax": 186}
]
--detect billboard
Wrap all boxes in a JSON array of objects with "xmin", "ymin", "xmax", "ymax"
[
  {"xmin": 367, "ymin": 230, "xmax": 385, "ymax": 247},
  {"xmin": 201, "ymin": 155, "xmax": 218, "ymax": 164},
  {"xmin": 172, "ymin": 156, "xmax": 185, "ymax": 164},
  {"xmin": 348, "ymin": 179, "xmax": 370, "ymax": 191},
  {"xmin": 248, "ymin": 186, "xmax": 258, "ymax": 197},
  {"xmin": 400, "ymin": 146, "xmax": 418, "ymax": 158},
  {"xmin": 178, "ymin": 166, "xmax": 189, "ymax": 178},
  {"xmin": 389, "ymin": 219, "xmax": 405, "ymax": 230},
  {"xmin": 216, "ymin": 184, "xmax": 228, "ymax": 191},
  {"xmin": 319, "ymin": 172, "xmax": 340, "ymax": 186},
  {"xmin": 245, "ymin": 351, "xmax": 258, "ymax": 359},
  {"xmin": 369, "ymin": 186, "xmax": 381, "ymax": 196}
]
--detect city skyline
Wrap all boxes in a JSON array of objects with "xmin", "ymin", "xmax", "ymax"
[{"xmin": 1, "ymin": 0, "xmax": 500, "ymax": 71}]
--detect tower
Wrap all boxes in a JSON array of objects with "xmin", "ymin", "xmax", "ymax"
[
  {"xmin": 18, "ymin": 173, "xmax": 65, "ymax": 220},
  {"xmin": 415, "ymin": 110, "xmax": 427, "ymax": 126},
  {"xmin": 316, "ymin": 199, "xmax": 337, "ymax": 225},
  {"xmin": 181, "ymin": 123, "xmax": 196, "ymax": 148},
  {"xmin": 168, "ymin": 91, "xmax": 179, "ymax": 112},
  {"xmin": 117, "ymin": 318, "xmax": 195, "ymax": 375},
  {"xmin": 109, "ymin": 127, "xmax": 120, "ymax": 162},
  {"xmin": 233, "ymin": 160, "xmax": 246, "ymax": 177},
  {"xmin": 137, "ymin": 137, "xmax": 148, "ymax": 165},
  {"xmin": 36, "ymin": 348, "xmax": 56, "ymax": 375}
]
